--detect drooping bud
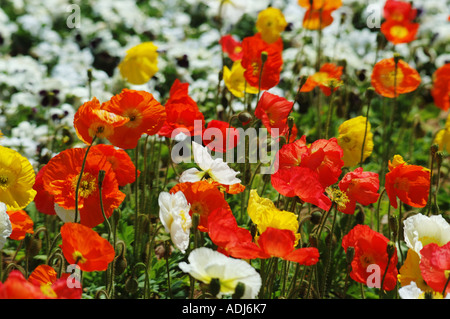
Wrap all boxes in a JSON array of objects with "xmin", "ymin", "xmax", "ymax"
[
  {"xmin": 386, "ymin": 241, "xmax": 396, "ymax": 259},
  {"xmin": 209, "ymin": 278, "xmax": 221, "ymax": 297},
  {"xmin": 232, "ymin": 282, "xmax": 246, "ymax": 299}
]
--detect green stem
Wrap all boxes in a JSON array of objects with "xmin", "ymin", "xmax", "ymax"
[
  {"xmin": 74, "ymin": 135, "xmax": 97, "ymax": 223},
  {"xmin": 360, "ymin": 94, "xmax": 373, "ymax": 167}
]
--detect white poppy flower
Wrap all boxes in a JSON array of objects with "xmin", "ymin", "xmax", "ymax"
[
  {"xmin": 0, "ymin": 202, "xmax": 12, "ymax": 249},
  {"xmin": 158, "ymin": 191, "xmax": 192, "ymax": 253},
  {"xmin": 179, "ymin": 142, "xmax": 241, "ymax": 185},
  {"xmin": 179, "ymin": 247, "xmax": 262, "ymax": 299},
  {"xmin": 403, "ymin": 213, "xmax": 450, "ymax": 256}
]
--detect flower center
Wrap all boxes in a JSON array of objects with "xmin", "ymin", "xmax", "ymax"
[
  {"xmin": 380, "ymin": 67, "xmax": 404, "ymax": 88},
  {"xmin": 0, "ymin": 170, "xmax": 16, "ymax": 190},
  {"xmin": 124, "ymin": 108, "xmax": 143, "ymax": 128},
  {"xmin": 72, "ymin": 251, "xmax": 87, "ymax": 264},
  {"xmin": 191, "ymin": 202, "xmax": 205, "ymax": 217},
  {"xmin": 390, "ymin": 25, "xmax": 409, "ymax": 39},
  {"xmin": 72, "ymin": 172, "xmax": 97, "ymax": 198}
]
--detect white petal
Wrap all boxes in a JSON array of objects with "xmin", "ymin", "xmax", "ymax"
[
  {"xmin": 399, "ymin": 282, "xmax": 423, "ymax": 299},
  {"xmin": 54, "ymin": 203, "xmax": 79, "ymax": 224},
  {"xmin": 192, "ymin": 141, "xmax": 214, "ymax": 172},
  {"xmin": 403, "ymin": 213, "xmax": 450, "ymax": 256},
  {"xmin": 0, "ymin": 202, "xmax": 12, "ymax": 250},
  {"xmin": 179, "ymin": 167, "xmax": 204, "ymax": 183}
]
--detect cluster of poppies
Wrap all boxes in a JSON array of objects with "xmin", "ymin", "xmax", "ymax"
[{"xmin": 0, "ymin": 0, "xmax": 449, "ymax": 299}]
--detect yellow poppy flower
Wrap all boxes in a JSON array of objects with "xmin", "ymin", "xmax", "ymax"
[
  {"xmin": 337, "ymin": 116, "xmax": 374, "ymax": 167},
  {"xmin": 0, "ymin": 146, "xmax": 37, "ymax": 210},
  {"xmin": 223, "ymin": 60, "xmax": 258, "ymax": 98},
  {"xmin": 255, "ymin": 7, "xmax": 287, "ymax": 44},
  {"xmin": 398, "ymin": 249, "xmax": 433, "ymax": 292},
  {"xmin": 247, "ymin": 189, "xmax": 300, "ymax": 244},
  {"xmin": 118, "ymin": 42, "xmax": 159, "ymax": 85}
]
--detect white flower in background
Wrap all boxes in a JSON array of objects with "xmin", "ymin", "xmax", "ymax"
[
  {"xmin": 179, "ymin": 247, "xmax": 262, "ymax": 299},
  {"xmin": 158, "ymin": 191, "xmax": 192, "ymax": 253},
  {"xmin": 0, "ymin": 202, "xmax": 12, "ymax": 250},
  {"xmin": 179, "ymin": 142, "xmax": 241, "ymax": 185},
  {"xmin": 403, "ymin": 213, "xmax": 450, "ymax": 256},
  {"xmin": 399, "ymin": 281, "xmax": 450, "ymax": 299}
]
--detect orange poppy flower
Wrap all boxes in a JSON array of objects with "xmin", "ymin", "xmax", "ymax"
[
  {"xmin": 342, "ymin": 224, "xmax": 398, "ymax": 291},
  {"xmin": 91, "ymin": 144, "xmax": 138, "ymax": 187},
  {"xmin": 220, "ymin": 34, "xmax": 243, "ymax": 61},
  {"xmin": 42, "ymin": 148, "xmax": 125, "ymax": 228},
  {"xmin": 380, "ymin": 19, "xmax": 419, "ymax": 44},
  {"xmin": 431, "ymin": 63, "xmax": 450, "ymax": 111},
  {"xmin": 73, "ymin": 97, "xmax": 129, "ymax": 145},
  {"xmin": 60, "ymin": 222, "xmax": 115, "ymax": 272},
  {"xmin": 28, "ymin": 265, "xmax": 57, "ymax": 286},
  {"xmin": 169, "ymin": 181, "xmax": 232, "ymax": 232},
  {"xmin": 102, "ymin": 89, "xmax": 166, "ymax": 149},
  {"xmin": 371, "ymin": 58, "xmax": 421, "ymax": 98},
  {"xmin": 298, "ymin": 0, "xmax": 342, "ymax": 11},
  {"xmin": 300, "ymin": 63, "xmax": 343, "ymax": 96},
  {"xmin": 241, "ymin": 33, "xmax": 283, "ymax": 91},
  {"xmin": 383, "ymin": 0, "xmax": 417, "ymax": 22},
  {"xmin": 302, "ymin": 9, "xmax": 335, "ymax": 30},
  {"xmin": 384, "ymin": 155, "xmax": 430, "ymax": 209},
  {"xmin": 6, "ymin": 209, "xmax": 34, "ymax": 240},
  {"xmin": 32, "ymin": 165, "xmax": 56, "ymax": 215},
  {"xmin": 158, "ymin": 79, "xmax": 205, "ymax": 138}
]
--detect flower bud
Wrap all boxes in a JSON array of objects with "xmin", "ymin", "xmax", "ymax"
[
  {"xmin": 125, "ymin": 276, "xmax": 139, "ymax": 293},
  {"xmin": 232, "ymin": 282, "xmax": 246, "ymax": 299},
  {"xmin": 310, "ymin": 211, "xmax": 322, "ymax": 225},
  {"xmin": 238, "ymin": 111, "xmax": 253, "ymax": 124},
  {"xmin": 261, "ymin": 51, "xmax": 268, "ymax": 64},
  {"xmin": 114, "ymin": 255, "xmax": 127, "ymax": 276},
  {"xmin": 386, "ymin": 241, "xmax": 396, "ymax": 258},
  {"xmin": 209, "ymin": 278, "xmax": 221, "ymax": 297},
  {"xmin": 287, "ymin": 116, "xmax": 295, "ymax": 130}
]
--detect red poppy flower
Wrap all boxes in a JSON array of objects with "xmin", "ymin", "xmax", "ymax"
[
  {"xmin": 207, "ymin": 207, "xmax": 263, "ymax": 259},
  {"xmin": 28, "ymin": 264, "xmax": 81, "ymax": 299},
  {"xmin": 384, "ymin": 156, "xmax": 430, "ymax": 209},
  {"xmin": 300, "ymin": 63, "xmax": 343, "ymax": 96},
  {"xmin": 158, "ymin": 79, "xmax": 205, "ymax": 138},
  {"xmin": 338, "ymin": 167, "xmax": 380, "ymax": 215},
  {"xmin": 207, "ymin": 208, "xmax": 320, "ymax": 265},
  {"xmin": 91, "ymin": 144, "xmax": 138, "ymax": 187},
  {"xmin": 275, "ymin": 135, "xmax": 344, "ymax": 188},
  {"xmin": 220, "ymin": 34, "xmax": 243, "ymax": 61},
  {"xmin": 6, "ymin": 210, "xmax": 34, "ymax": 240},
  {"xmin": 342, "ymin": 224, "xmax": 398, "ymax": 291},
  {"xmin": 241, "ymin": 34, "xmax": 283, "ymax": 91},
  {"xmin": 371, "ymin": 58, "xmax": 421, "ymax": 98},
  {"xmin": 0, "ymin": 269, "xmax": 82, "ymax": 299},
  {"xmin": 419, "ymin": 242, "xmax": 450, "ymax": 296},
  {"xmin": 431, "ymin": 63, "xmax": 450, "ymax": 111},
  {"xmin": 169, "ymin": 181, "xmax": 232, "ymax": 232},
  {"xmin": 203, "ymin": 120, "xmax": 240, "ymax": 153},
  {"xmin": 383, "ymin": 0, "xmax": 417, "ymax": 22},
  {"xmin": 271, "ymin": 166, "xmax": 332, "ymax": 211},
  {"xmin": 42, "ymin": 148, "xmax": 126, "ymax": 228},
  {"xmin": 32, "ymin": 165, "xmax": 56, "ymax": 215},
  {"xmin": 102, "ymin": 89, "xmax": 166, "ymax": 149},
  {"xmin": 381, "ymin": 19, "xmax": 419, "ymax": 44},
  {"xmin": 60, "ymin": 222, "xmax": 115, "ymax": 272},
  {"xmin": 73, "ymin": 97, "xmax": 129, "ymax": 145},
  {"xmin": 257, "ymin": 227, "xmax": 320, "ymax": 265},
  {"xmin": 255, "ymin": 91, "xmax": 294, "ymax": 139}
]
